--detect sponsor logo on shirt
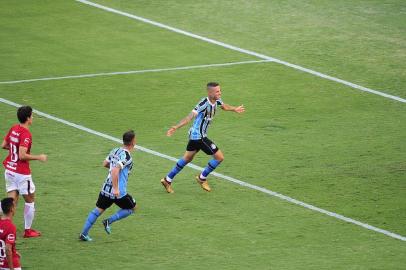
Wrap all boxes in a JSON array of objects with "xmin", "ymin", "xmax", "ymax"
[{"xmin": 7, "ymin": 234, "xmax": 15, "ymax": 242}]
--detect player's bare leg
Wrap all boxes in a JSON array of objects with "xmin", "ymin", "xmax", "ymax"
[
  {"xmin": 7, "ymin": 190, "xmax": 19, "ymax": 206},
  {"xmin": 23, "ymin": 193, "xmax": 34, "ymax": 203},
  {"xmin": 213, "ymin": 150, "xmax": 224, "ymax": 162},
  {"xmin": 183, "ymin": 151, "xmax": 197, "ymax": 163},
  {"xmin": 196, "ymin": 150, "xmax": 224, "ymax": 192},
  {"xmin": 22, "ymin": 193, "xmax": 41, "ymax": 238},
  {"xmin": 161, "ymin": 150, "xmax": 197, "ymax": 193}
]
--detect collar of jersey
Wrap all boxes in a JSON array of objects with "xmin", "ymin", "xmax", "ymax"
[
  {"xmin": 206, "ymin": 97, "xmax": 217, "ymax": 106},
  {"xmin": 120, "ymin": 147, "xmax": 131, "ymax": 154}
]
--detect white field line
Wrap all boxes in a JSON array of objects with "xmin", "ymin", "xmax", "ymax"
[
  {"xmin": 0, "ymin": 60, "xmax": 270, "ymax": 85},
  {"xmin": 0, "ymin": 97, "xmax": 405, "ymax": 242},
  {"xmin": 75, "ymin": 0, "xmax": 406, "ymax": 104}
]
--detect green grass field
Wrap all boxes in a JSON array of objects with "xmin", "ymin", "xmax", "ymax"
[{"xmin": 0, "ymin": 0, "xmax": 405, "ymax": 269}]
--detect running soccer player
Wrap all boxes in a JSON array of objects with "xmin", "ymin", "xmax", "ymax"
[
  {"xmin": 0, "ymin": 197, "xmax": 22, "ymax": 270},
  {"xmin": 79, "ymin": 130, "xmax": 137, "ymax": 241},
  {"xmin": 160, "ymin": 82, "xmax": 245, "ymax": 193},
  {"xmin": 1, "ymin": 106, "xmax": 47, "ymax": 238}
]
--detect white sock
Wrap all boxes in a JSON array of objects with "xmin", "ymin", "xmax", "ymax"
[
  {"xmin": 24, "ymin": 202, "xmax": 35, "ymax": 230},
  {"xmin": 165, "ymin": 176, "xmax": 173, "ymax": 183}
]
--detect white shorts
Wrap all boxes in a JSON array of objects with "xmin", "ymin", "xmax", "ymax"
[
  {"xmin": 4, "ymin": 170, "xmax": 35, "ymax": 195},
  {"xmin": 0, "ymin": 268, "xmax": 22, "ymax": 270}
]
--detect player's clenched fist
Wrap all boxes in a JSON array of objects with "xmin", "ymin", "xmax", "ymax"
[{"xmin": 38, "ymin": 154, "xmax": 47, "ymax": 162}]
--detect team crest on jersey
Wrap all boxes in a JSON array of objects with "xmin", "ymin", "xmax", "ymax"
[
  {"xmin": 211, "ymin": 143, "xmax": 216, "ymax": 149},
  {"xmin": 7, "ymin": 234, "xmax": 15, "ymax": 242}
]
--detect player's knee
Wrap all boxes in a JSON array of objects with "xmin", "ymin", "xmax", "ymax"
[
  {"xmin": 215, "ymin": 153, "xmax": 224, "ymax": 162},
  {"xmin": 23, "ymin": 194, "xmax": 35, "ymax": 203}
]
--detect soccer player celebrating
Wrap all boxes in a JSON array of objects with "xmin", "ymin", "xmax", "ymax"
[
  {"xmin": 1, "ymin": 106, "xmax": 47, "ymax": 238},
  {"xmin": 161, "ymin": 82, "xmax": 245, "ymax": 193},
  {"xmin": 0, "ymin": 197, "xmax": 22, "ymax": 270},
  {"xmin": 79, "ymin": 130, "xmax": 137, "ymax": 241}
]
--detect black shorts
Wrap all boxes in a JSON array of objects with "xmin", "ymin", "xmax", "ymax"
[
  {"xmin": 96, "ymin": 193, "xmax": 136, "ymax": 210},
  {"xmin": 186, "ymin": 137, "xmax": 219, "ymax": 155}
]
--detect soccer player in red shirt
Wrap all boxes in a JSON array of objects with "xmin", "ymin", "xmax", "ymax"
[
  {"xmin": 1, "ymin": 106, "xmax": 47, "ymax": 238},
  {"xmin": 0, "ymin": 197, "xmax": 21, "ymax": 270}
]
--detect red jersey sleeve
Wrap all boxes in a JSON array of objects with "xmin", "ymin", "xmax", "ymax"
[
  {"xmin": 19, "ymin": 130, "xmax": 31, "ymax": 149},
  {"xmin": 5, "ymin": 226, "xmax": 16, "ymax": 245},
  {"xmin": 3, "ymin": 128, "xmax": 11, "ymax": 143}
]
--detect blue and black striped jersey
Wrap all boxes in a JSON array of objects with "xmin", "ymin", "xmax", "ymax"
[
  {"xmin": 189, "ymin": 97, "xmax": 224, "ymax": 140},
  {"xmin": 100, "ymin": 147, "xmax": 133, "ymax": 199}
]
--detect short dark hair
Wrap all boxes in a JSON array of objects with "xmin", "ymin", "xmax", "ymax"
[
  {"xmin": 17, "ymin": 106, "xmax": 33, "ymax": 123},
  {"xmin": 1, "ymin": 198, "xmax": 14, "ymax": 215},
  {"xmin": 207, "ymin": 82, "xmax": 219, "ymax": 88},
  {"xmin": 123, "ymin": 130, "xmax": 135, "ymax": 146}
]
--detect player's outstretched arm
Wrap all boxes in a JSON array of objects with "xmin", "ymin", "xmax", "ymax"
[
  {"xmin": 1, "ymin": 139, "xmax": 9, "ymax": 150},
  {"xmin": 19, "ymin": 146, "xmax": 47, "ymax": 162},
  {"xmin": 166, "ymin": 112, "xmax": 196, "ymax": 137},
  {"xmin": 221, "ymin": 103, "xmax": 245, "ymax": 113}
]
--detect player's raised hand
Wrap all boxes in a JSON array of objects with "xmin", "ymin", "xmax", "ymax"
[
  {"xmin": 167, "ymin": 126, "xmax": 177, "ymax": 137},
  {"xmin": 38, "ymin": 154, "xmax": 48, "ymax": 162},
  {"xmin": 234, "ymin": 105, "xmax": 245, "ymax": 113}
]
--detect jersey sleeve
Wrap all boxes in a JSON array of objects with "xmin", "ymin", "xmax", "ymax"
[
  {"xmin": 5, "ymin": 226, "xmax": 16, "ymax": 245},
  {"xmin": 3, "ymin": 128, "xmax": 12, "ymax": 143},
  {"xmin": 192, "ymin": 99, "xmax": 208, "ymax": 114},
  {"xmin": 111, "ymin": 150, "xmax": 131, "ymax": 169},
  {"xmin": 105, "ymin": 148, "xmax": 116, "ymax": 167},
  {"xmin": 19, "ymin": 130, "xmax": 31, "ymax": 148},
  {"xmin": 216, "ymin": 99, "xmax": 224, "ymax": 106}
]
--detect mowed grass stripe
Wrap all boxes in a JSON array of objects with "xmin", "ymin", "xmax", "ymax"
[
  {"xmin": 75, "ymin": 0, "xmax": 406, "ymax": 103},
  {"xmin": 0, "ymin": 0, "xmax": 253, "ymax": 82},
  {"xmin": 1, "ymin": 96, "xmax": 404, "ymax": 242},
  {"xmin": 2, "ymin": 102, "xmax": 404, "ymax": 269}
]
